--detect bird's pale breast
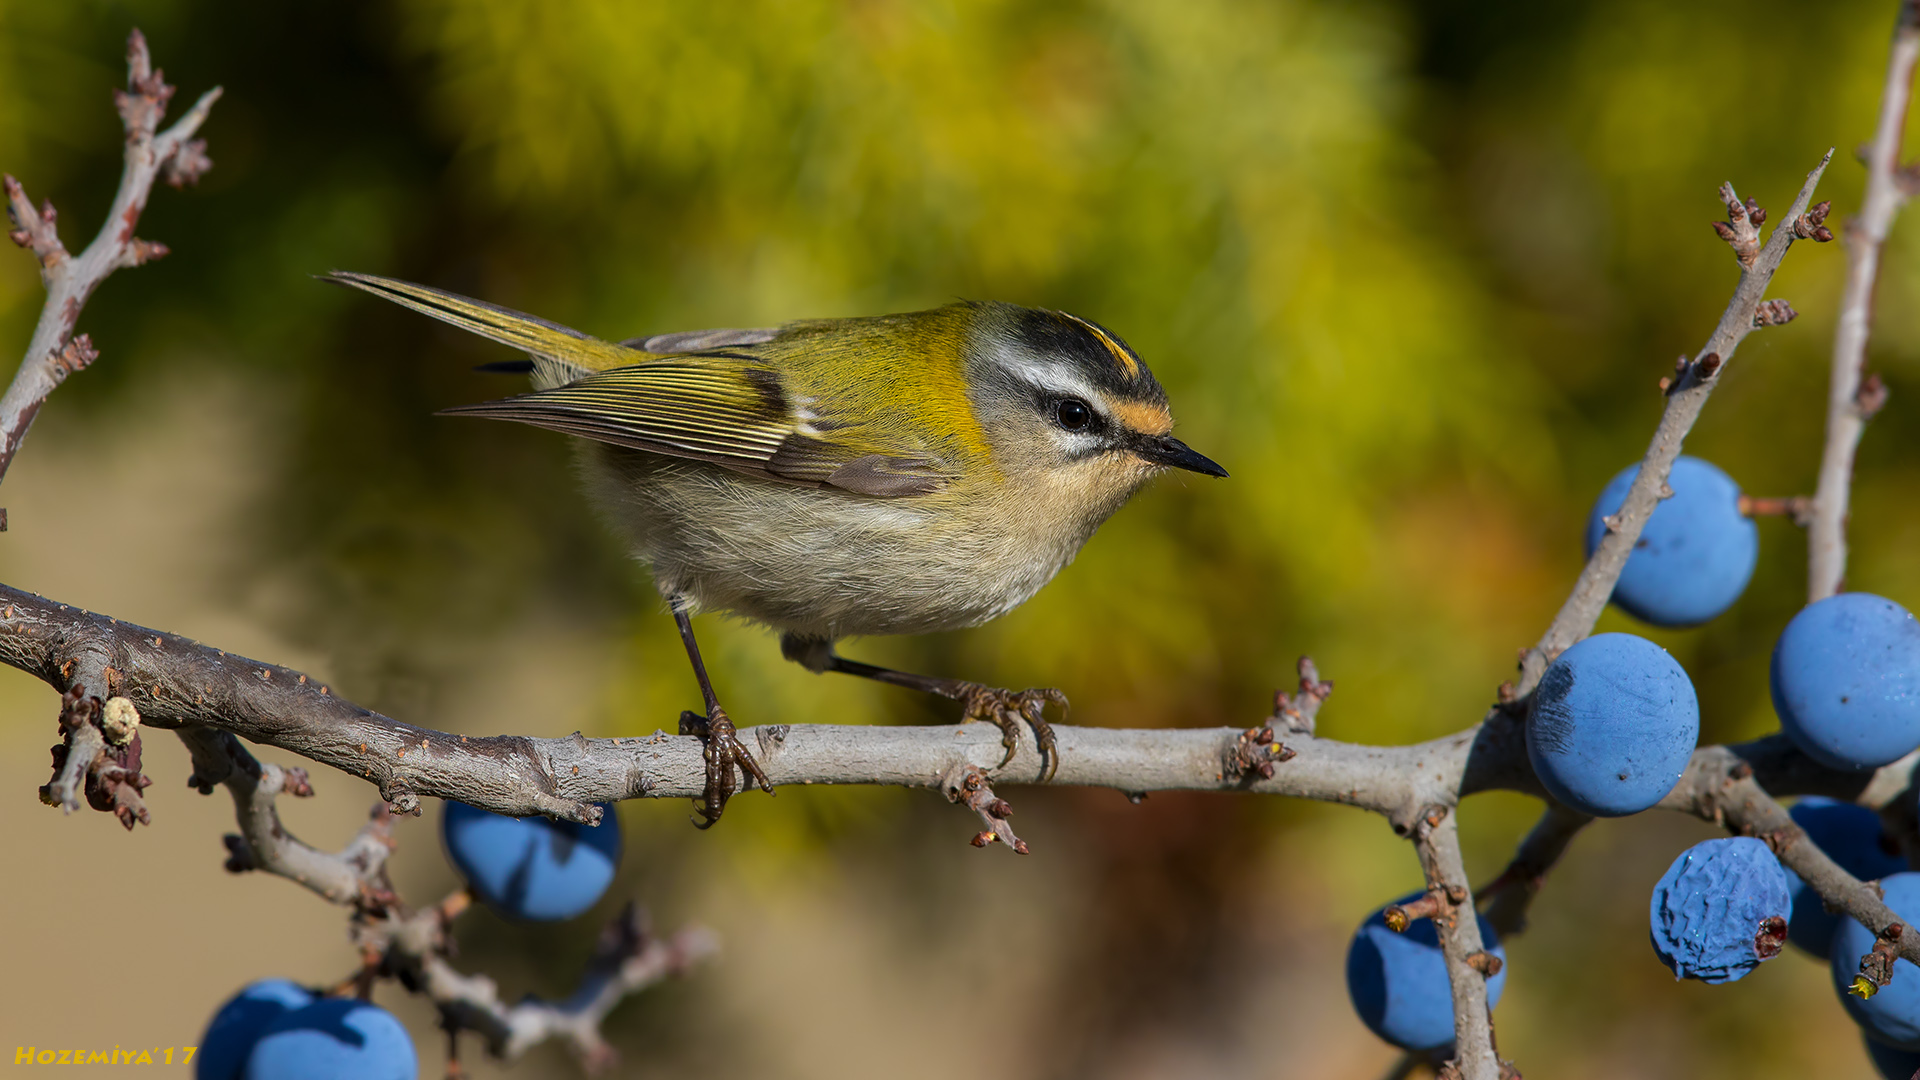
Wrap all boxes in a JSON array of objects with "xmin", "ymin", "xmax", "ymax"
[{"xmin": 578, "ymin": 444, "xmax": 1143, "ymax": 640}]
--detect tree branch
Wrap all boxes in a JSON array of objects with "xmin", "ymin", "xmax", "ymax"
[
  {"xmin": 1808, "ymin": 0, "xmax": 1919, "ymax": 601},
  {"xmin": 1516, "ymin": 152, "xmax": 1834, "ymax": 696},
  {"xmin": 0, "ymin": 29, "xmax": 219, "ymax": 528},
  {"xmin": 0, "ymin": 582, "xmax": 1543, "ymax": 838}
]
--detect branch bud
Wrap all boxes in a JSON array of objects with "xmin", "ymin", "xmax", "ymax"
[
  {"xmin": 123, "ymin": 238, "xmax": 170, "ymax": 266},
  {"xmin": 1858, "ymin": 372, "xmax": 1890, "ymax": 418},
  {"xmin": 1714, "ymin": 183, "xmax": 1763, "ymax": 264},
  {"xmin": 1384, "ymin": 892, "xmax": 1447, "ymax": 931},
  {"xmin": 1466, "ymin": 950, "xmax": 1505, "ymax": 977},
  {"xmin": 1793, "ymin": 211, "xmax": 1836, "ymax": 241},
  {"xmin": 101, "ymin": 697, "xmax": 140, "ymax": 745},
  {"xmin": 54, "ymin": 334, "xmax": 98, "ymax": 377},
  {"xmin": 1753, "ymin": 299, "xmax": 1798, "ymax": 327},
  {"xmin": 1853, "ymin": 923, "xmax": 1906, "ymax": 997},
  {"xmin": 163, "ymin": 138, "xmax": 213, "ymax": 188}
]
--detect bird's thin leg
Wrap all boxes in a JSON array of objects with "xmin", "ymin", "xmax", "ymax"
[
  {"xmin": 672, "ymin": 599, "xmax": 771, "ymax": 828},
  {"xmin": 781, "ymin": 635, "xmax": 1065, "ymax": 781}
]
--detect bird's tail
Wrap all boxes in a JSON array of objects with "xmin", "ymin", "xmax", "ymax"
[{"xmin": 324, "ymin": 271, "xmax": 647, "ymax": 373}]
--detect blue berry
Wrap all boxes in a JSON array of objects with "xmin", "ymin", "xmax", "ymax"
[
  {"xmin": 1833, "ymin": 873, "xmax": 1920, "ymax": 1050},
  {"xmin": 1526, "ymin": 633, "xmax": 1700, "ymax": 817},
  {"xmin": 1782, "ymin": 797, "xmax": 1906, "ymax": 958},
  {"xmin": 441, "ymin": 800, "xmax": 621, "ymax": 921},
  {"xmin": 1773, "ymin": 593, "xmax": 1920, "ymax": 770},
  {"xmin": 1866, "ymin": 1035, "xmax": 1920, "ymax": 1080},
  {"xmin": 196, "ymin": 979, "xmax": 313, "ymax": 1080},
  {"xmin": 1647, "ymin": 837, "xmax": 1790, "ymax": 983},
  {"xmin": 1346, "ymin": 893, "xmax": 1508, "ymax": 1052},
  {"xmin": 244, "ymin": 998, "xmax": 415, "ymax": 1080},
  {"xmin": 1584, "ymin": 456, "xmax": 1758, "ymax": 628}
]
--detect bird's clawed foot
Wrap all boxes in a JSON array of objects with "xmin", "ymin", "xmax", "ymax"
[
  {"xmin": 679, "ymin": 706, "xmax": 773, "ymax": 828},
  {"xmin": 949, "ymin": 684, "xmax": 1066, "ymax": 781}
]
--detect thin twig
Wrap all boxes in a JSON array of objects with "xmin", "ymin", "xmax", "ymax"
[
  {"xmin": 1411, "ymin": 809, "xmax": 1504, "ymax": 1080},
  {"xmin": 0, "ymin": 29, "xmax": 219, "ymax": 529},
  {"xmin": 38, "ymin": 683, "xmax": 108, "ymax": 813},
  {"xmin": 1517, "ymin": 152, "xmax": 1834, "ymax": 696},
  {"xmin": 178, "ymin": 723, "xmax": 399, "ymax": 907},
  {"xmin": 1478, "ymin": 802, "xmax": 1593, "ymax": 937},
  {"xmin": 406, "ymin": 903, "xmax": 717, "ymax": 1071},
  {"xmin": 943, "ymin": 763, "xmax": 1030, "ymax": 853},
  {"xmin": 1737, "ymin": 493, "xmax": 1815, "ymax": 525},
  {"xmin": 1809, "ymin": 0, "xmax": 1920, "ymax": 601}
]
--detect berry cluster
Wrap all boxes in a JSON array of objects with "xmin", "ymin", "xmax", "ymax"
[{"xmin": 1344, "ymin": 455, "xmax": 1920, "ymax": 1074}]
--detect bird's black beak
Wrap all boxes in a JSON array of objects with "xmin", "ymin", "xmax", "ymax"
[{"xmin": 1136, "ymin": 435, "xmax": 1228, "ymax": 478}]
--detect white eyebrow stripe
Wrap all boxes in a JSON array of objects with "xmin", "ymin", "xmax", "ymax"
[{"xmin": 993, "ymin": 352, "xmax": 1115, "ymax": 415}]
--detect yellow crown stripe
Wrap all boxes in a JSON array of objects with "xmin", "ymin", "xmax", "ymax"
[{"xmin": 1059, "ymin": 312, "xmax": 1139, "ymax": 379}]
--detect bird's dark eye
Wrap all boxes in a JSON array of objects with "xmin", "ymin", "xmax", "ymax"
[{"xmin": 1053, "ymin": 398, "xmax": 1093, "ymax": 432}]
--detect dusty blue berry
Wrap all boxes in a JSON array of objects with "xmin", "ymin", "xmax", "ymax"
[
  {"xmin": 1773, "ymin": 593, "xmax": 1920, "ymax": 770},
  {"xmin": 1346, "ymin": 893, "xmax": 1507, "ymax": 1052},
  {"xmin": 441, "ymin": 800, "xmax": 621, "ymax": 922},
  {"xmin": 243, "ymin": 998, "xmax": 415, "ymax": 1080},
  {"xmin": 1834, "ymin": 873, "xmax": 1920, "ymax": 1050},
  {"xmin": 1527, "ymin": 633, "xmax": 1699, "ymax": 817},
  {"xmin": 1648, "ymin": 837, "xmax": 1790, "ymax": 984},
  {"xmin": 1584, "ymin": 456, "xmax": 1758, "ymax": 628},
  {"xmin": 197, "ymin": 980, "xmax": 313, "ymax": 1080},
  {"xmin": 1782, "ymin": 797, "xmax": 1906, "ymax": 958}
]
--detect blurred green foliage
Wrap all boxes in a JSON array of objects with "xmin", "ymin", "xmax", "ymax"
[{"xmin": 3, "ymin": 0, "xmax": 1919, "ymax": 1075}]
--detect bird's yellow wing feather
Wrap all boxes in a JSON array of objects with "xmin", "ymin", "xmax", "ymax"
[{"xmin": 328, "ymin": 272, "xmax": 956, "ymax": 495}]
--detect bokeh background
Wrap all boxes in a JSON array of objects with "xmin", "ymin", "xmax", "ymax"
[{"xmin": 1, "ymin": 0, "xmax": 1917, "ymax": 1076}]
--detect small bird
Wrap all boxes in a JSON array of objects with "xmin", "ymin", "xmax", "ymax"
[{"xmin": 330, "ymin": 273, "xmax": 1226, "ymax": 825}]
